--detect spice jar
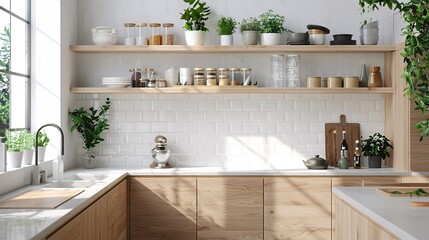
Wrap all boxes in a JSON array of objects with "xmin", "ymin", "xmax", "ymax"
[
  {"xmin": 194, "ymin": 75, "xmax": 205, "ymax": 85},
  {"xmin": 241, "ymin": 68, "xmax": 252, "ymax": 85},
  {"xmin": 219, "ymin": 75, "xmax": 229, "ymax": 86},
  {"xmin": 149, "ymin": 23, "xmax": 161, "ymax": 45},
  {"xmin": 162, "ymin": 23, "xmax": 174, "ymax": 45},
  {"xmin": 218, "ymin": 68, "xmax": 229, "ymax": 78},
  {"xmin": 148, "ymin": 79, "xmax": 156, "ymax": 88},
  {"xmin": 136, "ymin": 23, "xmax": 148, "ymax": 46},
  {"xmin": 207, "ymin": 75, "xmax": 217, "ymax": 86},
  {"xmin": 229, "ymin": 68, "xmax": 241, "ymax": 85},
  {"xmin": 194, "ymin": 68, "xmax": 205, "ymax": 78},
  {"xmin": 206, "ymin": 68, "xmax": 217, "ymax": 78},
  {"xmin": 368, "ymin": 66, "xmax": 383, "ymax": 87},
  {"xmin": 145, "ymin": 68, "xmax": 154, "ymax": 79},
  {"xmin": 130, "ymin": 68, "xmax": 142, "ymax": 87},
  {"xmin": 124, "ymin": 23, "xmax": 136, "ymax": 45},
  {"xmin": 157, "ymin": 79, "xmax": 167, "ymax": 88},
  {"xmin": 139, "ymin": 78, "xmax": 147, "ymax": 87}
]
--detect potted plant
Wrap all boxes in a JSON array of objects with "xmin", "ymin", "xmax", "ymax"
[
  {"xmin": 36, "ymin": 130, "xmax": 49, "ymax": 163},
  {"xmin": 21, "ymin": 130, "xmax": 34, "ymax": 165},
  {"xmin": 361, "ymin": 133, "xmax": 393, "ymax": 168},
  {"xmin": 5, "ymin": 129, "xmax": 25, "ymax": 168},
  {"xmin": 217, "ymin": 16, "xmax": 237, "ymax": 45},
  {"xmin": 240, "ymin": 17, "xmax": 260, "ymax": 45},
  {"xmin": 180, "ymin": 0, "xmax": 211, "ymax": 46},
  {"xmin": 68, "ymin": 98, "xmax": 111, "ymax": 169},
  {"xmin": 258, "ymin": 9, "xmax": 286, "ymax": 45}
]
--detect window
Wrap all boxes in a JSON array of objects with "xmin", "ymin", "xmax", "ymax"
[{"xmin": 0, "ymin": 0, "xmax": 30, "ymax": 137}]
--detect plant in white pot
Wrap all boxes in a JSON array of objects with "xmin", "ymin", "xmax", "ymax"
[
  {"xmin": 217, "ymin": 16, "xmax": 237, "ymax": 45},
  {"xmin": 68, "ymin": 98, "xmax": 111, "ymax": 169},
  {"xmin": 361, "ymin": 133, "xmax": 393, "ymax": 168},
  {"xmin": 5, "ymin": 129, "xmax": 25, "ymax": 168},
  {"xmin": 36, "ymin": 130, "xmax": 49, "ymax": 163},
  {"xmin": 21, "ymin": 130, "xmax": 34, "ymax": 165},
  {"xmin": 180, "ymin": 0, "xmax": 211, "ymax": 46},
  {"xmin": 258, "ymin": 9, "xmax": 286, "ymax": 45},
  {"xmin": 240, "ymin": 17, "xmax": 260, "ymax": 45}
]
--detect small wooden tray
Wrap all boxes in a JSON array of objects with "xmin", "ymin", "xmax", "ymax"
[
  {"xmin": 377, "ymin": 188, "xmax": 429, "ymax": 197},
  {"xmin": 0, "ymin": 189, "xmax": 84, "ymax": 209}
]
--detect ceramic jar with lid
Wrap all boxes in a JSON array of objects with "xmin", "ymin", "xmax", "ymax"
[{"xmin": 368, "ymin": 66, "xmax": 382, "ymax": 87}]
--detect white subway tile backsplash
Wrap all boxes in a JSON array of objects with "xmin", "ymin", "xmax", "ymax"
[{"xmin": 74, "ymin": 93, "xmax": 386, "ymax": 169}]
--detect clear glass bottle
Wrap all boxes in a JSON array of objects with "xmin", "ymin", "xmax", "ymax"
[
  {"xmin": 285, "ymin": 54, "xmax": 301, "ymax": 87},
  {"xmin": 136, "ymin": 23, "xmax": 148, "ymax": 45},
  {"xmin": 52, "ymin": 155, "xmax": 64, "ymax": 180},
  {"xmin": 162, "ymin": 23, "xmax": 174, "ymax": 45},
  {"xmin": 271, "ymin": 54, "xmax": 285, "ymax": 87},
  {"xmin": 241, "ymin": 68, "xmax": 252, "ymax": 85},
  {"xmin": 124, "ymin": 23, "xmax": 136, "ymax": 45},
  {"xmin": 149, "ymin": 23, "xmax": 161, "ymax": 45}
]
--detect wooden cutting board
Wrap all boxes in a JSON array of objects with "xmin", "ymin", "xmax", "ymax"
[
  {"xmin": 325, "ymin": 115, "xmax": 360, "ymax": 167},
  {"xmin": 0, "ymin": 189, "xmax": 84, "ymax": 209}
]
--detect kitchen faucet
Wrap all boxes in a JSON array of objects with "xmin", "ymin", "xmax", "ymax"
[{"xmin": 33, "ymin": 123, "xmax": 64, "ymax": 185}]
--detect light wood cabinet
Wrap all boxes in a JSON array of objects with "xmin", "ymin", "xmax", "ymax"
[
  {"xmin": 129, "ymin": 177, "xmax": 197, "ymax": 240},
  {"xmin": 47, "ymin": 179, "xmax": 127, "ymax": 240},
  {"xmin": 197, "ymin": 178, "xmax": 264, "ymax": 240},
  {"xmin": 264, "ymin": 177, "xmax": 331, "ymax": 240},
  {"xmin": 335, "ymin": 196, "xmax": 398, "ymax": 240}
]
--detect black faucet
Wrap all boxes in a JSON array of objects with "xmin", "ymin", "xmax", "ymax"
[{"xmin": 33, "ymin": 123, "xmax": 64, "ymax": 184}]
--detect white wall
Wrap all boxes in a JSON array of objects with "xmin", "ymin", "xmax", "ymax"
[{"xmin": 68, "ymin": 0, "xmax": 400, "ymax": 169}]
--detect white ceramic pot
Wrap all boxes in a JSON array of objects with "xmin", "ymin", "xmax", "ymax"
[
  {"xmin": 6, "ymin": 151, "xmax": 23, "ymax": 168},
  {"xmin": 37, "ymin": 146, "xmax": 46, "ymax": 163},
  {"xmin": 220, "ymin": 35, "xmax": 233, "ymax": 45},
  {"xmin": 260, "ymin": 33, "xmax": 281, "ymax": 45},
  {"xmin": 22, "ymin": 149, "xmax": 34, "ymax": 165},
  {"xmin": 241, "ymin": 31, "xmax": 259, "ymax": 45},
  {"xmin": 185, "ymin": 31, "xmax": 206, "ymax": 46}
]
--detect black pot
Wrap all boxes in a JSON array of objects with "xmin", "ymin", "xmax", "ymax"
[{"xmin": 368, "ymin": 156, "xmax": 382, "ymax": 168}]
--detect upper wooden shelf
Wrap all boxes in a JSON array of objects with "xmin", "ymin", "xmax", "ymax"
[
  {"xmin": 70, "ymin": 86, "xmax": 394, "ymax": 94},
  {"xmin": 70, "ymin": 45, "xmax": 397, "ymax": 54}
]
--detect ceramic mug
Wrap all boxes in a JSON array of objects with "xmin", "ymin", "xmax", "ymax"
[
  {"xmin": 343, "ymin": 76, "xmax": 360, "ymax": 88},
  {"xmin": 327, "ymin": 76, "xmax": 343, "ymax": 88},
  {"xmin": 307, "ymin": 76, "xmax": 321, "ymax": 88}
]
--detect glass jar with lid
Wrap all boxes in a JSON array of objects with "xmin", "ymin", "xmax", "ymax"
[
  {"xmin": 162, "ymin": 23, "xmax": 174, "ymax": 45},
  {"xmin": 206, "ymin": 68, "xmax": 217, "ymax": 78},
  {"xmin": 130, "ymin": 68, "xmax": 141, "ymax": 87},
  {"xmin": 229, "ymin": 68, "xmax": 241, "ymax": 85},
  {"xmin": 124, "ymin": 23, "xmax": 136, "ymax": 45},
  {"xmin": 241, "ymin": 68, "xmax": 252, "ymax": 86},
  {"xmin": 206, "ymin": 75, "xmax": 217, "ymax": 86},
  {"xmin": 194, "ymin": 75, "xmax": 205, "ymax": 85},
  {"xmin": 149, "ymin": 23, "xmax": 161, "ymax": 45},
  {"xmin": 194, "ymin": 68, "xmax": 205, "ymax": 78},
  {"xmin": 219, "ymin": 75, "xmax": 229, "ymax": 86},
  {"xmin": 136, "ymin": 23, "xmax": 148, "ymax": 46},
  {"xmin": 156, "ymin": 79, "xmax": 167, "ymax": 88}
]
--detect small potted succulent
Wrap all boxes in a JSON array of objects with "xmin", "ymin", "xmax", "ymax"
[
  {"xmin": 240, "ymin": 17, "xmax": 260, "ymax": 45},
  {"xmin": 21, "ymin": 130, "xmax": 35, "ymax": 165},
  {"xmin": 36, "ymin": 130, "xmax": 50, "ymax": 163},
  {"xmin": 258, "ymin": 9, "xmax": 286, "ymax": 45},
  {"xmin": 217, "ymin": 16, "xmax": 237, "ymax": 45},
  {"xmin": 180, "ymin": 0, "xmax": 211, "ymax": 46},
  {"xmin": 361, "ymin": 133, "xmax": 393, "ymax": 168},
  {"xmin": 5, "ymin": 129, "xmax": 25, "ymax": 168}
]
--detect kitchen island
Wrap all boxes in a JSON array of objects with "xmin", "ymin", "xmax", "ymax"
[{"xmin": 333, "ymin": 186, "xmax": 429, "ymax": 240}]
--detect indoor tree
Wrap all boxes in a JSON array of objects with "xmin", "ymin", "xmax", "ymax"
[{"xmin": 359, "ymin": 0, "xmax": 429, "ymax": 141}]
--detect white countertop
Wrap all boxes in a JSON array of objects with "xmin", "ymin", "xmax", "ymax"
[
  {"xmin": 333, "ymin": 187, "xmax": 429, "ymax": 240},
  {"xmin": 0, "ymin": 167, "xmax": 420, "ymax": 240}
]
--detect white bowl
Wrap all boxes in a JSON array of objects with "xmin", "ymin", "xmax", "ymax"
[
  {"xmin": 360, "ymin": 35, "xmax": 379, "ymax": 45},
  {"xmin": 92, "ymin": 35, "xmax": 118, "ymax": 45},
  {"xmin": 92, "ymin": 26, "xmax": 116, "ymax": 34},
  {"xmin": 309, "ymin": 33, "xmax": 325, "ymax": 45}
]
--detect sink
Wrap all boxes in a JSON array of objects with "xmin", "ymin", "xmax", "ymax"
[
  {"xmin": 64, "ymin": 173, "xmax": 109, "ymax": 181},
  {"xmin": 43, "ymin": 180, "xmax": 96, "ymax": 188}
]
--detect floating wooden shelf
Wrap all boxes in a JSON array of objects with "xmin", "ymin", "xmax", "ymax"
[
  {"xmin": 70, "ymin": 86, "xmax": 394, "ymax": 94},
  {"xmin": 70, "ymin": 45, "xmax": 397, "ymax": 54}
]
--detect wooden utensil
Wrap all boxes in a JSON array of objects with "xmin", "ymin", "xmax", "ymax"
[
  {"xmin": 0, "ymin": 189, "xmax": 84, "ymax": 209},
  {"xmin": 325, "ymin": 115, "xmax": 360, "ymax": 167},
  {"xmin": 410, "ymin": 202, "xmax": 429, "ymax": 207}
]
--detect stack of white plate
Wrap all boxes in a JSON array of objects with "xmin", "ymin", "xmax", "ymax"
[{"xmin": 102, "ymin": 77, "xmax": 130, "ymax": 88}]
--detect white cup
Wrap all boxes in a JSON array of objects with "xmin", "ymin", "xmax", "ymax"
[
  {"xmin": 179, "ymin": 75, "xmax": 192, "ymax": 85},
  {"xmin": 179, "ymin": 67, "xmax": 193, "ymax": 76}
]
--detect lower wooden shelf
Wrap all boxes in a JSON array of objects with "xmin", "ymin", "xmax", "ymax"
[{"xmin": 70, "ymin": 86, "xmax": 394, "ymax": 94}]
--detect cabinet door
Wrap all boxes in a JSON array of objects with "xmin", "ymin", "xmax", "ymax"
[
  {"xmin": 82, "ymin": 193, "xmax": 108, "ymax": 240},
  {"xmin": 198, "ymin": 178, "xmax": 263, "ymax": 240},
  {"xmin": 129, "ymin": 177, "xmax": 197, "ymax": 240},
  {"xmin": 47, "ymin": 214, "xmax": 84, "ymax": 240},
  {"xmin": 264, "ymin": 177, "xmax": 331, "ymax": 240},
  {"xmin": 107, "ymin": 179, "xmax": 127, "ymax": 240}
]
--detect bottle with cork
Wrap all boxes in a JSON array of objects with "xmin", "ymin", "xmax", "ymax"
[
  {"xmin": 338, "ymin": 130, "xmax": 349, "ymax": 169},
  {"xmin": 353, "ymin": 140, "xmax": 361, "ymax": 169}
]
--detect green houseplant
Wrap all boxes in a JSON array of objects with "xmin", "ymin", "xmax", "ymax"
[
  {"xmin": 68, "ymin": 98, "xmax": 111, "ymax": 169},
  {"xmin": 258, "ymin": 9, "xmax": 286, "ymax": 45},
  {"xmin": 180, "ymin": 0, "xmax": 211, "ymax": 46},
  {"xmin": 217, "ymin": 16, "xmax": 237, "ymax": 45},
  {"xmin": 240, "ymin": 17, "xmax": 260, "ymax": 45},
  {"xmin": 359, "ymin": 0, "xmax": 429, "ymax": 141},
  {"xmin": 5, "ymin": 129, "xmax": 25, "ymax": 168},
  {"xmin": 361, "ymin": 133, "xmax": 393, "ymax": 168},
  {"xmin": 36, "ymin": 130, "xmax": 49, "ymax": 163}
]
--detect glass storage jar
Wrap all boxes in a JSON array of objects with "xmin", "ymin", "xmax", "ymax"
[
  {"xmin": 285, "ymin": 54, "xmax": 301, "ymax": 87},
  {"xmin": 206, "ymin": 68, "xmax": 217, "ymax": 79},
  {"xmin": 219, "ymin": 75, "xmax": 229, "ymax": 86},
  {"xmin": 124, "ymin": 23, "xmax": 136, "ymax": 45},
  {"xmin": 194, "ymin": 68, "xmax": 205, "ymax": 78},
  {"xmin": 136, "ymin": 23, "xmax": 148, "ymax": 45},
  {"xmin": 229, "ymin": 68, "xmax": 241, "ymax": 85},
  {"xmin": 271, "ymin": 54, "xmax": 285, "ymax": 87},
  {"xmin": 130, "ymin": 68, "xmax": 142, "ymax": 87},
  {"xmin": 162, "ymin": 23, "xmax": 174, "ymax": 45},
  {"xmin": 206, "ymin": 75, "xmax": 217, "ymax": 86},
  {"xmin": 194, "ymin": 75, "xmax": 205, "ymax": 85},
  {"xmin": 241, "ymin": 68, "xmax": 252, "ymax": 85},
  {"xmin": 149, "ymin": 23, "xmax": 161, "ymax": 45}
]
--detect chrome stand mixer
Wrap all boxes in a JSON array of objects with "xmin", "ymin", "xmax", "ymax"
[{"xmin": 150, "ymin": 135, "xmax": 172, "ymax": 168}]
